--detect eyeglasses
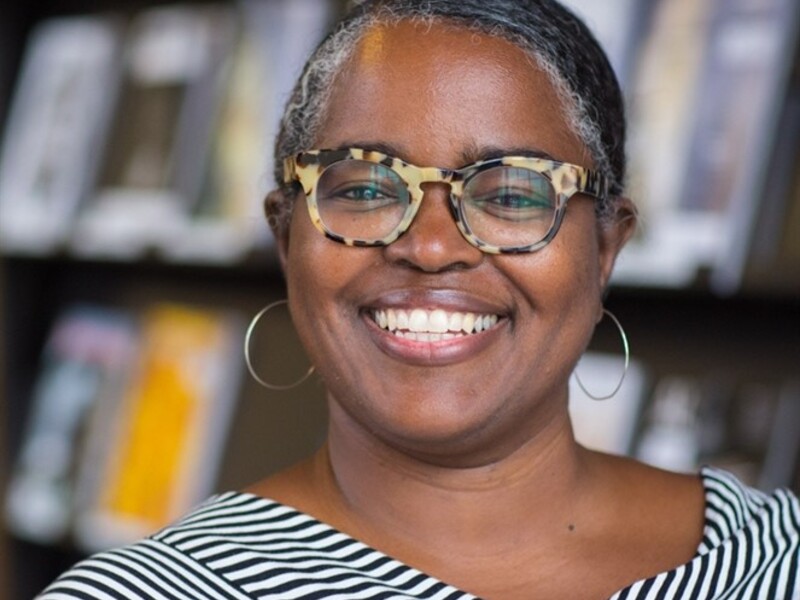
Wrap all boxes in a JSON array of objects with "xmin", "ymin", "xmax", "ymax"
[{"xmin": 283, "ymin": 147, "xmax": 609, "ymax": 254}]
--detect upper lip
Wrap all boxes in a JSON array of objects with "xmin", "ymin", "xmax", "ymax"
[{"xmin": 361, "ymin": 287, "xmax": 509, "ymax": 316}]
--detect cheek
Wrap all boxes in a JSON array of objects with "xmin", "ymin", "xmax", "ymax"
[
  {"xmin": 283, "ymin": 212, "xmax": 374, "ymax": 348},
  {"xmin": 284, "ymin": 213, "xmax": 335, "ymax": 334},
  {"xmin": 285, "ymin": 254, "xmax": 346, "ymax": 385},
  {"xmin": 496, "ymin": 212, "xmax": 604, "ymax": 361},
  {"xmin": 506, "ymin": 236, "xmax": 602, "ymax": 307},
  {"xmin": 549, "ymin": 207, "xmax": 604, "ymax": 297}
]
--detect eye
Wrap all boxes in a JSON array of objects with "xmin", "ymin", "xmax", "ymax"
[
  {"xmin": 467, "ymin": 188, "xmax": 553, "ymax": 221},
  {"xmin": 464, "ymin": 167, "xmax": 555, "ymax": 221},
  {"xmin": 317, "ymin": 161, "xmax": 407, "ymax": 211},
  {"xmin": 335, "ymin": 182, "xmax": 393, "ymax": 202},
  {"xmin": 323, "ymin": 180, "xmax": 403, "ymax": 211},
  {"xmin": 487, "ymin": 190, "xmax": 551, "ymax": 209}
]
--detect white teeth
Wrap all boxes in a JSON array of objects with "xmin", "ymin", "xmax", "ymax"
[
  {"xmin": 462, "ymin": 312, "xmax": 475, "ymax": 333},
  {"xmin": 397, "ymin": 310, "xmax": 409, "ymax": 329},
  {"xmin": 448, "ymin": 312, "xmax": 462, "ymax": 332},
  {"xmin": 372, "ymin": 308, "xmax": 501, "ymax": 338},
  {"xmin": 409, "ymin": 309, "xmax": 428, "ymax": 332},
  {"xmin": 429, "ymin": 309, "xmax": 449, "ymax": 333}
]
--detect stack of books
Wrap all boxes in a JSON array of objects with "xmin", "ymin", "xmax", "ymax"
[
  {"xmin": 5, "ymin": 303, "xmax": 244, "ymax": 551},
  {"xmin": 616, "ymin": 0, "xmax": 800, "ymax": 292},
  {"xmin": 565, "ymin": 0, "xmax": 800, "ymax": 293},
  {"xmin": 0, "ymin": 1, "xmax": 334, "ymax": 264}
]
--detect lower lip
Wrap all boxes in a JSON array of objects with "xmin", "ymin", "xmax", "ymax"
[{"xmin": 363, "ymin": 313, "xmax": 506, "ymax": 366}]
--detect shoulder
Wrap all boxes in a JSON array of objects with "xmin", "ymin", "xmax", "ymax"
[
  {"xmin": 604, "ymin": 463, "xmax": 800, "ymax": 599},
  {"xmin": 698, "ymin": 466, "xmax": 800, "ymax": 555},
  {"xmin": 596, "ymin": 454, "xmax": 800, "ymax": 550},
  {"xmin": 583, "ymin": 453, "xmax": 707, "ymax": 578},
  {"xmin": 39, "ymin": 491, "xmax": 476, "ymax": 600},
  {"xmin": 589, "ymin": 452, "xmax": 707, "ymax": 539},
  {"xmin": 37, "ymin": 493, "xmax": 277, "ymax": 599},
  {"xmin": 36, "ymin": 537, "xmax": 241, "ymax": 600}
]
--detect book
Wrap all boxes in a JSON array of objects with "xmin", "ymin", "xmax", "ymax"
[
  {"xmin": 71, "ymin": 5, "xmax": 238, "ymax": 260},
  {"xmin": 235, "ymin": 0, "xmax": 335, "ymax": 251},
  {"xmin": 72, "ymin": 303, "xmax": 244, "ymax": 552},
  {"xmin": 735, "ymin": 67, "xmax": 800, "ymax": 293},
  {"xmin": 4, "ymin": 306, "xmax": 137, "ymax": 544},
  {"xmin": 1, "ymin": 2, "xmax": 336, "ymax": 264},
  {"xmin": 616, "ymin": 0, "xmax": 800, "ymax": 291},
  {"xmin": 558, "ymin": 0, "xmax": 651, "ymax": 88},
  {"xmin": 164, "ymin": 10, "xmax": 269, "ymax": 264},
  {"xmin": 0, "ymin": 16, "xmax": 120, "ymax": 254},
  {"xmin": 694, "ymin": 0, "xmax": 800, "ymax": 293},
  {"xmin": 615, "ymin": 0, "xmax": 717, "ymax": 287},
  {"xmin": 163, "ymin": 0, "xmax": 334, "ymax": 263},
  {"xmin": 634, "ymin": 375, "xmax": 800, "ymax": 490},
  {"xmin": 740, "ymin": 114, "xmax": 800, "ymax": 293}
]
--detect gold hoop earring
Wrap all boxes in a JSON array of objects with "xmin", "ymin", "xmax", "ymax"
[
  {"xmin": 244, "ymin": 299, "xmax": 315, "ymax": 390},
  {"xmin": 573, "ymin": 308, "xmax": 630, "ymax": 401}
]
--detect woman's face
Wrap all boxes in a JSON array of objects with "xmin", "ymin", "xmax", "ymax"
[{"xmin": 279, "ymin": 21, "xmax": 630, "ymax": 464}]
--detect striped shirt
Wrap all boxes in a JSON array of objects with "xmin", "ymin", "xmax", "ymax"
[{"xmin": 40, "ymin": 467, "xmax": 800, "ymax": 599}]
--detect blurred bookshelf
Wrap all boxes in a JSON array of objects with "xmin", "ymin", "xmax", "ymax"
[
  {"xmin": 1, "ymin": 0, "xmax": 799, "ymax": 597},
  {"xmin": 0, "ymin": 1, "xmax": 339, "ymax": 597}
]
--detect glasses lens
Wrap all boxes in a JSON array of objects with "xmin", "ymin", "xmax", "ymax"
[
  {"xmin": 462, "ymin": 166, "xmax": 557, "ymax": 248},
  {"xmin": 315, "ymin": 160, "xmax": 410, "ymax": 242}
]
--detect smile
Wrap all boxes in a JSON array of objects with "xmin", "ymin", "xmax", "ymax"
[{"xmin": 371, "ymin": 308, "xmax": 501, "ymax": 341}]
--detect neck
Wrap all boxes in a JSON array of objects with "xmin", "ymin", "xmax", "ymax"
[{"xmin": 312, "ymin": 398, "xmax": 591, "ymax": 561}]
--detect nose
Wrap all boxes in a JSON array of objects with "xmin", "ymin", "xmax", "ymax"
[{"xmin": 383, "ymin": 183, "xmax": 484, "ymax": 272}]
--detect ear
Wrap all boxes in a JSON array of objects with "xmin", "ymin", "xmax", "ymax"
[
  {"xmin": 597, "ymin": 196, "xmax": 637, "ymax": 292},
  {"xmin": 264, "ymin": 189, "xmax": 291, "ymax": 272}
]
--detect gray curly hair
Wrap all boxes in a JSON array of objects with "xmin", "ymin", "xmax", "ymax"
[{"xmin": 268, "ymin": 0, "xmax": 627, "ymax": 234}]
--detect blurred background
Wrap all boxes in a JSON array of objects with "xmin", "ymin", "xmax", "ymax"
[{"xmin": 0, "ymin": 0, "xmax": 798, "ymax": 597}]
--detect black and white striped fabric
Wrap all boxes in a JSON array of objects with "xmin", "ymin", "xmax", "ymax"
[{"xmin": 40, "ymin": 467, "xmax": 800, "ymax": 599}]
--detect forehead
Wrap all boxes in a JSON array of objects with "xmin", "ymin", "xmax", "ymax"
[{"xmin": 315, "ymin": 20, "xmax": 588, "ymax": 168}]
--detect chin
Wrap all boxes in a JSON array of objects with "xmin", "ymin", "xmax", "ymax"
[{"xmin": 344, "ymin": 392, "xmax": 528, "ymax": 466}]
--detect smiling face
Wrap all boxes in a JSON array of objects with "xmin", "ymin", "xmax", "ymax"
[{"xmin": 277, "ymin": 20, "xmax": 630, "ymax": 464}]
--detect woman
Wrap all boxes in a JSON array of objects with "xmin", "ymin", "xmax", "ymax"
[{"xmin": 42, "ymin": 0, "xmax": 799, "ymax": 598}]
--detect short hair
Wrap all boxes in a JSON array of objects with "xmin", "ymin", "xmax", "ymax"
[{"xmin": 270, "ymin": 0, "xmax": 627, "ymax": 234}]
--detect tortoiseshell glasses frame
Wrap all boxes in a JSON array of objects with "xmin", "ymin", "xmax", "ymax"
[{"xmin": 283, "ymin": 147, "xmax": 609, "ymax": 254}]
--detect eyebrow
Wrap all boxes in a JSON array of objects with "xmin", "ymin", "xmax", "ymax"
[
  {"xmin": 329, "ymin": 141, "xmax": 556, "ymax": 166},
  {"xmin": 460, "ymin": 144, "xmax": 556, "ymax": 165},
  {"xmin": 332, "ymin": 141, "xmax": 406, "ymax": 157}
]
